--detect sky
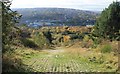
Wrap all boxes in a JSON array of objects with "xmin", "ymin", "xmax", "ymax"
[{"xmin": 11, "ymin": 0, "xmax": 119, "ymax": 11}]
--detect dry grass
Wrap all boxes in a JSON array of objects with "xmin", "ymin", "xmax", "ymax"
[{"xmin": 63, "ymin": 42, "xmax": 118, "ymax": 71}]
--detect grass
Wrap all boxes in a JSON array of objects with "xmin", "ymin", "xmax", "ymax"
[
  {"xmin": 64, "ymin": 46, "xmax": 118, "ymax": 72},
  {"xmin": 3, "ymin": 40, "xmax": 118, "ymax": 72},
  {"xmin": 12, "ymin": 46, "xmax": 117, "ymax": 72}
]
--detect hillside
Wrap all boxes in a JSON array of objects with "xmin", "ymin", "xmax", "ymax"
[
  {"xmin": 13, "ymin": 8, "xmax": 100, "ymax": 27},
  {"xmin": 3, "ymin": 1, "xmax": 119, "ymax": 72}
]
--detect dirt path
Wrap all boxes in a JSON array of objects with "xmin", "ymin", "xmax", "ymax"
[{"xmin": 42, "ymin": 47, "xmax": 65, "ymax": 57}]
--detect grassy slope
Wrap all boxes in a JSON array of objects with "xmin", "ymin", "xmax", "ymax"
[{"xmin": 9, "ymin": 46, "xmax": 118, "ymax": 72}]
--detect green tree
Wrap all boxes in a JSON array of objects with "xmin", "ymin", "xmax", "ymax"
[
  {"xmin": 93, "ymin": 2, "xmax": 120, "ymax": 40},
  {"xmin": 1, "ymin": 0, "xmax": 21, "ymax": 52}
]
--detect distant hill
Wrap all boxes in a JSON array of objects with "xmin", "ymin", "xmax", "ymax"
[{"xmin": 13, "ymin": 8, "xmax": 100, "ymax": 27}]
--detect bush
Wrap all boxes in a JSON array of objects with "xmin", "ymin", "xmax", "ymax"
[
  {"xmin": 101, "ymin": 44, "xmax": 112, "ymax": 53},
  {"xmin": 33, "ymin": 32, "xmax": 50, "ymax": 48},
  {"xmin": 43, "ymin": 31, "xmax": 52, "ymax": 43},
  {"xmin": 81, "ymin": 35, "xmax": 93, "ymax": 48},
  {"xmin": 61, "ymin": 30, "xmax": 72, "ymax": 35},
  {"xmin": 92, "ymin": 37, "xmax": 102, "ymax": 48},
  {"xmin": 21, "ymin": 38, "xmax": 38, "ymax": 48},
  {"xmin": 83, "ymin": 35, "xmax": 90, "ymax": 42}
]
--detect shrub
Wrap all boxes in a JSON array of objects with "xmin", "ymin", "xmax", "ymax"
[
  {"xmin": 83, "ymin": 35, "xmax": 90, "ymax": 42},
  {"xmin": 92, "ymin": 37, "xmax": 102, "ymax": 48},
  {"xmin": 81, "ymin": 35, "xmax": 93, "ymax": 48},
  {"xmin": 43, "ymin": 31, "xmax": 52, "ymax": 43},
  {"xmin": 61, "ymin": 30, "xmax": 72, "ymax": 35},
  {"xmin": 21, "ymin": 38, "xmax": 38, "ymax": 48},
  {"xmin": 69, "ymin": 34, "xmax": 81, "ymax": 40},
  {"xmin": 101, "ymin": 44, "xmax": 112, "ymax": 53},
  {"xmin": 33, "ymin": 32, "xmax": 50, "ymax": 48}
]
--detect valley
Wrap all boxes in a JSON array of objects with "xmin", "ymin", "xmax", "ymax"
[{"xmin": 2, "ymin": 1, "xmax": 120, "ymax": 73}]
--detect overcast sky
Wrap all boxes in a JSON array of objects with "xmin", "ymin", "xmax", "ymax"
[{"xmin": 11, "ymin": 0, "xmax": 119, "ymax": 11}]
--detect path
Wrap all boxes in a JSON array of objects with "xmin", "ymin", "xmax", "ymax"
[{"xmin": 21, "ymin": 47, "xmax": 110, "ymax": 72}]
